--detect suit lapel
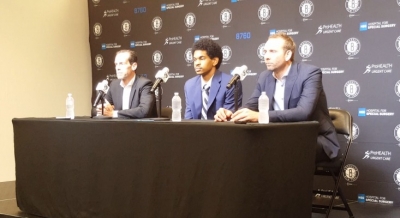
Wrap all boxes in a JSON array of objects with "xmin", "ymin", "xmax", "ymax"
[
  {"xmin": 208, "ymin": 71, "xmax": 221, "ymax": 109},
  {"xmin": 284, "ymin": 63, "xmax": 299, "ymax": 109},
  {"xmin": 266, "ymin": 73, "xmax": 276, "ymax": 109},
  {"xmin": 129, "ymin": 76, "xmax": 138, "ymax": 108}
]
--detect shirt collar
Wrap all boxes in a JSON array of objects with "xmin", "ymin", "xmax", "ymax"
[
  {"xmin": 272, "ymin": 64, "xmax": 291, "ymax": 81},
  {"xmin": 120, "ymin": 74, "xmax": 136, "ymax": 88}
]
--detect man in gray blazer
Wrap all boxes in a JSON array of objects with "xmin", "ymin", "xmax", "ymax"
[
  {"xmin": 97, "ymin": 50, "xmax": 156, "ymax": 118},
  {"xmin": 215, "ymin": 33, "xmax": 340, "ymax": 163}
]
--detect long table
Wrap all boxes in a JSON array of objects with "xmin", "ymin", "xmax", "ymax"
[{"xmin": 13, "ymin": 118, "xmax": 318, "ymax": 218}]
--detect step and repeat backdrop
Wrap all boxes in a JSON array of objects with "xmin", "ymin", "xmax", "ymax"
[{"xmin": 89, "ymin": 0, "xmax": 400, "ymax": 204}]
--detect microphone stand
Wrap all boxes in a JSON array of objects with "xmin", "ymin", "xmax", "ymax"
[
  {"xmin": 151, "ymin": 84, "xmax": 170, "ymax": 121},
  {"xmin": 92, "ymin": 96, "xmax": 112, "ymax": 119}
]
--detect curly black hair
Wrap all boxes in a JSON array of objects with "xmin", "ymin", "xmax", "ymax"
[{"xmin": 192, "ymin": 38, "xmax": 223, "ymax": 69}]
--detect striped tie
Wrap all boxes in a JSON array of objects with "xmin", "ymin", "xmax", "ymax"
[{"xmin": 201, "ymin": 84, "xmax": 210, "ymax": 120}]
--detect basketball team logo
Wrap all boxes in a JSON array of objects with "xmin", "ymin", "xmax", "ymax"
[
  {"xmin": 394, "ymin": 168, "xmax": 400, "ymax": 186},
  {"xmin": 121, "ymin": 20, "xmax": 131, "ymax": 34},
  {"xmin": 257, "ymin": 43, "xmax": 266, "ymax": 60},
  {"xmin": 299, "ymin": 0, "xmax": 314, "ymax": 18},
  {"xmin": 184, "ymin": 13, "xmax": 196, "ymax": 29},
  {"xmin": 395, "ymin": 124, "xmax": 400, "ymax": 142},
  {"xmin": 344, "ymin": 80, "xmax": 360, "ymax": 98},
  {"xmin": 93, "ymin": 23, "xmax": 102, "ymax": 37},
  {"xmin": 344, "ymin": 38, "xmax": 361, "ymax": 56},
  {"xmin": 220, "ymin": 9, "xmax": 232, "ymax": 25},
  {"xmin": 152, "ymin": 50, "xmax": 163, "ymax": 65},
  {"xmin": 221, "ymin": 45, "xmax": 232, "ymax": 62},
  {"xmin": 343, "ymin": 164, "xmax": 359, "ymax": 182},
  {"xmin": 395, "ymin": 80, "xmax": 400, "ymax": 97},
  {"xmin": 345, "ymin": 123, "xmax": 359, "ymax": 140},
  {"xmin": 184, "ymin": 48, "xmax": 193, "ymax": 64},
  {"xmin": 397, "ymin": 0, "xmax": 400, "ymax": 6},
  {"xmin": 345, "ymin": 0, "xmax": 362, "ymax": 13},
  {"xmin": 258, "ymin": 4, "xmax": 271, "ymax": 22},
  {"xmin": 152, "ymin": 17, "xmax": 163, "ymax": 32},
  {"xmin": 396, "ymin": 36, "xmax": 400, "ymax": 53},
  {"xmin": 95, "ymin": 54, "xmax": 104, "ymax": 68},
  {"xmin": 92, "ymin": 0, "xmax": 100, "ymax": 5},
  {"xmin": 299, "ymin": 41, "xmax": 313, "ymax": 59}
]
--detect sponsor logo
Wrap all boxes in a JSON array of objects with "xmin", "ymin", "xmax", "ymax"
[
  {"xmin": 220, "ymin": 8, "xmax": 232, "ymax": 27},
  {"xmin": 194, "ymin": 34, "xmax": 220, "ymax": 42},
  {"xmin": 396, "ymin": 36, "xmax": 400, "ymax": 53},
  {"xmin": 236, "ymin": 32, "xmax": 251, "ymax": 40},
  {"xmin": 345, "ymin": 0, "xmax": 362, "ymax": 15},
  {"xmin": 316, "ymin": 23, "xmax": 342, "ymax": 35},
  {"xmin": 362, "ymin": 150, "xmax": 391, "ymax": 161},
  {"xmin": 321, "ymin": 67, "xmax": 344, "ymax": 74},
  {"xmin": 152, "ymin": 17, "xmax": 163, "ymax": 33},
  {"xmin": 258, "ymin": 4, "xmax": 271, "ymax": 24},
  {"xmin": 395, "ymin": 124, "xmax": 400, "ymax": 142},
  {"xmin": 394, "ymin": 168, "xmax": 400, "ymax": 186},
  {"xmin": 130, "ymin": 41, "xmax": 151, "ymax": 48},
  {"xmin": 222, "ymin": 45, "xmax": 232, "ymax": 62},
  {"xmin": 95, "ymin": 54, "xmax": 104, "ymax": 68},
  {"xmin": 358, "ymin": 108, "xmax": 395, "ymax": 116},
  {"xmin": 184, "ymin": 48, "xmax": 193, "ymax": 65},
  {"xmin": 363, "ymin": 63, "xmax": 393, "ymax": 74},
  {"xmin": 168, "ymin": 72, "xmax": 185, "ymax": 79},
  {"xmin": 134, "ymin": 7, "xmax": 146, "ymax": 14},
  {"xmin": 161, "ymin": 2, "xmax": 184, "ymax": 11},
  {"xmin": 344, "ymin": 122, "xmax": 359, "ymax": 140},
  {"xmin": 103, "ymin": 9, "xmax": 119, "ymax": 17},
  {"xmin": 93, "ymin": 23, "xmax": 102, "ymax": 37},
  {"xmin": 298, "ymin": 41, "xmax": 313, "ymax": 60},
  {"xmin": 184, "ymin": 13, "xmax": 196, "ymax": 30},
  {"xmin": 365, "ymin": 195, "xmax": 394, "ymax": 204},
  {"xmin": 270, "ymin": 28, "xmax": 299, "ymax": 36},
  {"xmin": 343, "ymin": 164, "xmax": 359, "ymax": 182},
  {"xmin": 395, "ymin": 80, "xmax": 400, "ymax": 98},
  {"xmin": 299, "ymin": 0, "xmax": 314, "ymax": 21},
  {"xmin": 101, "ymin": 43, "xmax": 121, "ymax": 50},
  {"xmin": 344, "ymin": 38, "xmax": 361, "ymax": 58},
  {"xmin": 344, "ymin": 80, "xmax": 360, "ymax": 100},
  {"xmin": 152, "ymin": 50, "xmax": 163, "ymax": 66},
  {"xmin": 198, "ymin": 0, "xmax": 217, "ymax": 7},
  {"xmin": 121, "ymin": 20, "xmax": 131, "ymax": 35},
  {"xmin": 359, "ymin": 21, "xmax": 397, "ymax": 31},
  {"xmin": 358, "ymin": 108, "xmax": 365, "ymax": 117},
  {"xmin": 257, "ymin": 43, "xmax": 266, "ymax": 63},
  {"xmin": 164, "ymin": 36, "xmax": 182, "ymax": 45},
  {"xmin": 358, "ymin": 194, "xmax": 366, "ymax": 203}
]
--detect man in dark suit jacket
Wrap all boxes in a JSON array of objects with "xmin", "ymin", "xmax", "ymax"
[
  {"xmin": 184, "ymin": 38, "xmax": 242, "ymax": 120},
  {"xmin": 97, "ymin": 50, "xmax": 156, "ymax": 119},
  {"xmin": 215, "ymin": 33, "xmax": 340, "ymax": 163}
]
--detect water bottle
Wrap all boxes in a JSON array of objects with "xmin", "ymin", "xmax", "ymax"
[
  {"xmin": 258, "ymin": 91, "xmax": 269, "ymax": 124},
  {"xmin": 171, "ymin": 92, "xmax": 182, "ymax": 122},
  {"xmin": 66, "ymin": 93, "xmax": 75, "ymax": 119}
]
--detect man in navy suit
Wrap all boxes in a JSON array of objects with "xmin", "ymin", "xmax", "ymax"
[
  {"xmin": 96, "ymin": 50, "xmax": 156, "ymax": 118},
  {"xmin": 215, "ymin": 33, "xmax": 340, "ymax": 163},
  {"xmin": 184, "ymin": 38, "xmax": 242, "ymax": 120}
]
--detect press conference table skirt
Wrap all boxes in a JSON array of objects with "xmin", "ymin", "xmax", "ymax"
[{"xmin": 13, "ymin": 117, "xmax": 318, "ymax": 218}]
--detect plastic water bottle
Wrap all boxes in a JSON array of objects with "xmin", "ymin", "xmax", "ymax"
[
  {"xmin": 66, "ymin": 93, "xmax": 75, "ymax": 119},
  {"xmin": 171, "ymin": 92, "xmax": 181, "ymax": 122},
  {"xmin": 258, "ymin": 91, "xmax": 269, "ymax": 124}
]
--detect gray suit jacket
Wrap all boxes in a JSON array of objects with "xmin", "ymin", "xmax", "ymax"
[
  {"xmin": 244, "ymin": 62, "xmax": 340, "ymax": 159},
  {"xmin": 105, "ymin": 76, "xmax": 157, "ymax": 119}
]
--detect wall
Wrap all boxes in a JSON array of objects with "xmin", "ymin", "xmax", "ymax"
[{"xmin": 0, "ymin": 1, "xmax": 92, "ymax": 182}]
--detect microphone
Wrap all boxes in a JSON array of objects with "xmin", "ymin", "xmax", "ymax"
[
  {"xmin": 92, "ymin": 80, "xmax": 109, "ymax": 107},
  {"xmin": 226, "ymin": 65, "xmax": 248, "ymax": 89},
  {"xmin": 150, "ymin": 67, "xmax": 170, "ymax": 92}
]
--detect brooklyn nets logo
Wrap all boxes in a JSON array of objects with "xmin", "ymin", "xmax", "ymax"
[
  {"xmin": 152, "ymin": 17, "xmax": 163, "ymax": 32},
  {"xmin": 344, "ymin": 80, "xmax": 360, "ymax": 98},
  {"xmin": 396, "ymin": 36, "xmax": 400, "ymax": 53},
  {"xmin": 343, "ymin": 164, "xmax": 359, "ymax": 182},
  {"xmin": 184, "ymin": 13, "xmax": 196, "ymax": 29},
  {"xmin": 257, "ymin": 43, "xmax": 266, "ymax": 60},
  {"xmin": 397, "ymin": 0, "xmax": 400, "ymax": 6},
  {"xmin": 258, "ymin": 4, "xmax": 271, "ymax": 21},
  {"xmin": 299, "ymin": 0, "xmax": 314, "ymax": 18},
  {"xmin": 298, "ymin": 41, "xmax": 313, "ymax": 59},
  {"xmin": 394, "ymin": 168, "xmax": 400, "ymax": 186},
  {"xmin": 344, "ymin": 38, "xmax": 361, "ymax": 56},
  {"xmin": 221, "ymin": 45, "xmax": 232, "ymax": 62},
  {"xmin": 92, "ymin": 0, "xmax": 100, "ymax": 5},
  {"xmin": 152, "ymin": 50, "xmax": 163, "ymax": 65},
  {"xmin": 394, "ymin": 124, "xmax": 400, "ymax": 142},
  {"xmin": 184, "ymin": 48, "xmax": 193, "ymax": 64},
  {"xmin": 95, "ymin": 54, "xmax": 104, "ymax": 68},
  {"xmin": 121, "ymin": 20, "xmax": 131, "ymax": 34},
  {"xmin": 345, "ymin": 0, "xmax": 362, "ymax": 13},
  {"xmin": 220, "ymin": 9, "xmax": 232, "ymax": 25},
  {"xmin": 345, "ymin": 122, "xmax": 359, "ymax": 140},
  {"xmin": 395, "ymin": 80, "xmax": 400, "ymax": 98},
  {"xmin": 93, "ymin": 23, "xmax": 102, "ymax": 37}
]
